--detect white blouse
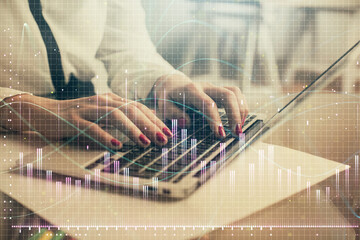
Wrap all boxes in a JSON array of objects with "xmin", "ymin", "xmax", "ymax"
[{"xmin": 0, "ymin": 0, "xmax": 179, "ymax": 101}]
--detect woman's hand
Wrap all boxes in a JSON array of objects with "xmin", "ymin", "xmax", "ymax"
[
  {"xmin": 0, "ymin": 93, "xmax": 172, "ymax": 149},
  {"xmin": 154, "ymin": 75, "xmax": 249, "ymax": 138}
]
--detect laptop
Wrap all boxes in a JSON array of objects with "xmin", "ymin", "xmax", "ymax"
[{"xmin": 16, "ymin": 40, "xmax": 359, "ymax": 200}]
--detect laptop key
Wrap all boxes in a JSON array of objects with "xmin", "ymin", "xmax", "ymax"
[
  {"xmin": 141, "ymin": 169, "xmax": 157, "ymax": 179},
  {"xmin": 170, "ymin": 162, "xmax": 187, "ymax": 172},
  {"xmin": 147, "ymin": 164, "xmax": 164, "ymax": 172},
  {"xmin": 121, "ymin": 151, "xmax": 143, "ymax": 162}
]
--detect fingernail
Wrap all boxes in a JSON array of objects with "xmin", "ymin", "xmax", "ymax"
[
  {"xmin": 139, "ymin": 134, "xmax": 151, "ymax": 145},
  {"xmin": 218, "ymin": 125, "xmax": 226, "ymax": 138},
  {"xmin": 235, "ymin": 123, "xmax": 242, "ymax": 135},
  {"xmin": 111, "ymin": 139, "xmax": 121, "ymax": 147},
  {"xmin": 162, "ymin": 127, "xmax": 173, "ymax": 137},
  {"xmin": 156, "ymin": 132, "xmax": 167, "ymax": 143},
  {"xmin": 178, "ymin": 118, "xmax": 186, "ymax": 129}
]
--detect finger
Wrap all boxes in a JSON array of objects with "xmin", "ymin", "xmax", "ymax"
[
  {"xmin": 79, "ymin": 107, "xmax": 151, "ymax": 147},
  {"xmin": 77, "ymin": 119, "xmax": 123, "ymax": 150},
  {"xmin": 179, "ymin": 83, "xmax": 224, "ymax": 138},
  {"xmin": 224, "ymin": 86, "xmax": 249, "ymax": 122},
  {"xmin": 120, "ymin": 104, "xmax": 168, "ymax": 146},
  {"xmin": 224, "ymin": 86, "xmax": 249, "ymax": 129},
  {"xmin": 156, "ymin": 88, "xmax": 191, "ymax": 129},
  {"xmin": 105, "ymin": 93, "xmax": 170, "ymax": 144},
  {"xmin": 80, "ymin": 96, "xmax": 167, "ymax": 146},
  {"xmin": 133, "ymin": 101, "xmax": 174, "ymax": 138},
  {"xmin": 157, "ymin": 99, "xmax": 191, "ymax": 129},
  {"xmin": 204, "ymin": 86, "xmax": 242, "ymax": 136}
]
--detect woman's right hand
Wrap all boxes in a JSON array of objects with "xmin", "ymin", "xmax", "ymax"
[{"xmin": 0, "ymin": 93, "xmax": 172, "ymax": 150}]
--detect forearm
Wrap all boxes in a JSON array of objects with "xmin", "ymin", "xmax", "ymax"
[
  {"xmin": 0, "ymin": 94, "xmax": 46, "ymax": 132},
  {"xmin": 0, "ymin": 91, "xmax": 31, "ymax": 132}
]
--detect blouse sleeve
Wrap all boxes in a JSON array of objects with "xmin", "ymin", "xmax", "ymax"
[{"xmin": 95, "ymin": 0, "xmax": 184, "ymax": 101}]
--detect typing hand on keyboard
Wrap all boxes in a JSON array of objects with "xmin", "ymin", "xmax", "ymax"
[
  {"xmin": 0, "ymin": 93, "xmax": 173, "ymax": 150},
  {"xmin": 153, "ymin": 75, "xmax": 249, "ymax": 139}
]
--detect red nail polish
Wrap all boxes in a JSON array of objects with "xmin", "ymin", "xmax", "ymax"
[
  {"xmin": 178, "ymin": 118, "xmax": 186, "ymax": 129},
  {"xmin": 111, "ymin": 139, "xmax": 121, "ymax": 147},
  {"xmin": 218, "ymin": 125, "xmax": 226, "ymax": 137},
  {"xmin": 162, "ymin": 127, "xmax": 173, "ymax": 137},
  {"xmin": 235, "ymin": 123, "xmax": 242, "ymax": 135},
  {"xmin": 156, "ymin": 132, "xmax": 167, "ymax": 143},
  {"xmin": 139, "ymin": 134, "xmax": 151, "ymax": 145}
]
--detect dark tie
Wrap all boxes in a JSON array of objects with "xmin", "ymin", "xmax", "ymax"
[{"xmin": 28, "ymin": 0, "xmax": 94, "ymax": 99}]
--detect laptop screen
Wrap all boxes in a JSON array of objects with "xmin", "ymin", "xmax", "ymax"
[
  {"xmin": 267, "ymin": 40, "xmax": 360, "ymax": 125},
  {"xmin": 261, "ymin": 40, "xmax": 359, "ymax": 163}
]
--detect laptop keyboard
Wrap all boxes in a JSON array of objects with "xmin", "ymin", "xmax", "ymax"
[{"xmin": 86, "ymin": 113, "xmax": 258, "ymax": 183}]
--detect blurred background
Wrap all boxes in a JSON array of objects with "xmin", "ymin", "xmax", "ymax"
[{"xmin": 141, "ymin": 0, "xmax": 360, "ymax": 116}]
